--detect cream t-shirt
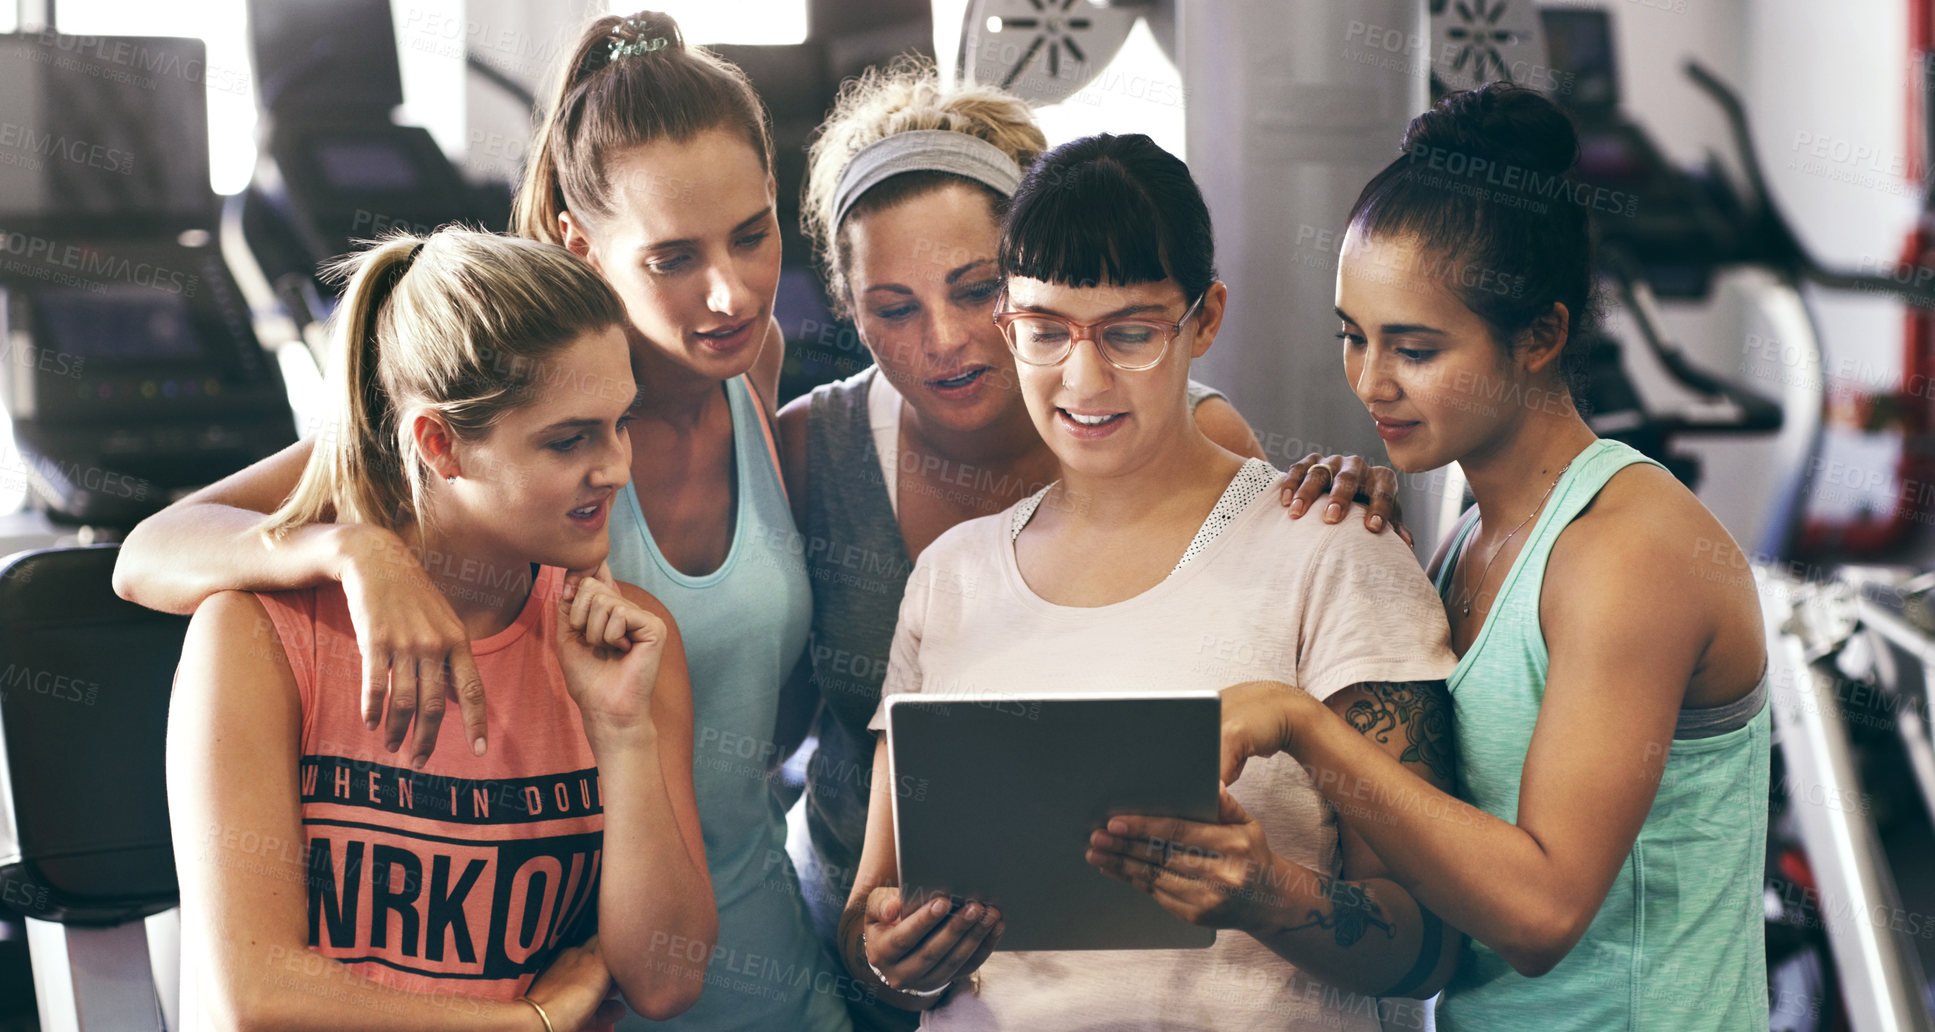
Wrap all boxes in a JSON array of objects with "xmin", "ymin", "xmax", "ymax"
[{"xmin": 869, "ymin": 460, "xmax": 1455, "ymax": 1031}]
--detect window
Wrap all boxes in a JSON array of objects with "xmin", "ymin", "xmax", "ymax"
[
  {"xmin": 55, "ymin": 0, "xmax": 468, "ymax": 195},
  {"xmin": 53, "ymin": 0, "xmax": 256, "ymax": 195}
]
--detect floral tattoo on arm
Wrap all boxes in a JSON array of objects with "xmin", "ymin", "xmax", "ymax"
[{"xmin": 1340, "ymin": 680, "xmax": 1456, "ymax": 787}]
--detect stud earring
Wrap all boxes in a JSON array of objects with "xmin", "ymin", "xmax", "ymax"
[{"xmin": 445, "ymin": 475, "xmax": 457, "ymax": 484}]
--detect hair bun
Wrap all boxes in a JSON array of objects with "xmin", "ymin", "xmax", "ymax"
[
  {"xmin": 609, "ymin": 11, "xmax": 685, "ymax": 58},
  {"xmin": 1401, "ymin": 82, "xmax": 1578, "ymax": 178}
]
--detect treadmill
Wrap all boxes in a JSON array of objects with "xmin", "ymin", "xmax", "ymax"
[
  {"xmin": 0, "ymin": 32, "xmax": 296, "ymax": 528},
  {"xmin": 239, "ymin": 0, "xmax": 504, "ymax": 335}
]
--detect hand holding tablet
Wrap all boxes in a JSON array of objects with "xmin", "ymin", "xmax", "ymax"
[{"xmin": 854, "ymin": 886, "xmax": 1004, "ymax": 998}]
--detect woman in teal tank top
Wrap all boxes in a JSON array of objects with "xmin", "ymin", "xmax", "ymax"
[
  {"xmin": 603, "ymin": 374, "xmax": 849, "ymax": 1031},
  {"xmin": 1229, "ymin": 84, "xmax": 1771, "ymax": 1029},
  {"xmin": 516, "ymin": 14, "xmax": 850, "ymax": 1030}
]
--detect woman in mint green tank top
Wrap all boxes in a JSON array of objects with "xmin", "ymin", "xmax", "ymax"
[
  {"xmin": 1236, "ymin": 83, "xmax": 1771, "ymax": 1030},
  {"xmin": 513, "ymin": 14, "xmax": 851, "ymax": 1031}
]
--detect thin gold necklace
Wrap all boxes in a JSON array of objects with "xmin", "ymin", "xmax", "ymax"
[{"xmin": 1461, "ymin": 463, "xmax": 1570, "ymax": 618}]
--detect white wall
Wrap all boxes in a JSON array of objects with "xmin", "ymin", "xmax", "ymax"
[
  {"xmin": 389, "ymin": 0, "xmax": 474, "ymax": 161},
  {"xmin": 447, "ymin": 0, "xmax": 596, "ymax": 189}
]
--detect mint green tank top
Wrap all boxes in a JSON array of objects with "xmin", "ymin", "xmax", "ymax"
[
  {"xmin": 1432, "ymin": 439, "xmax": 1769, "ymax": 1031},
  {"xmin": 606, "ymin": 376, "xmax": 851, "ymax": 1032}
]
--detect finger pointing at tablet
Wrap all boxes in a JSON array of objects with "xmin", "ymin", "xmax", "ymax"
[{"xmin": 1219, "ymin": 680, "xmax": 1309, "ymax": 784}]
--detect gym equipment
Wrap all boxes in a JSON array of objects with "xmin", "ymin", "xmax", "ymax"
[
  {"xmin": 0, "ymin": 32, "xmax": 295, "ymax": 527},
  {"xmin": 1805, "ymin": 0, "xmax": 1935, "ymax": 557},
  {"xmin": 0, "ymin": 546, "xmax": 189, "ymax": 1031},
  {"xmin": 1761, "ymin": 564, "xmax": 1935, "ymax": 1032},
  {"xmin": 956, "ymin": 0, "xmax": 1144, "ymax": 105},
  {"xmin": 235, "ymin": 0, "xmax": 505, "ymax": 337},
  {"xmin": 1530, "ymin": 8, "xmax": 1935, "ymax": 560}
]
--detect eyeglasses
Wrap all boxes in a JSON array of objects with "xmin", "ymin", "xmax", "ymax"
[{"xmin": 992, "ymin": 291, "xmax": 1205, "ymax": 372}]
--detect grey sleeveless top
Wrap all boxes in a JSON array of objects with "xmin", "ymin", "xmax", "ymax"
[{"xmin": 799, "ymin": 366, "xmax": 1228, "ymax": 912}]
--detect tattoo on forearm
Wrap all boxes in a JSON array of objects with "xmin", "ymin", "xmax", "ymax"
[
  {"xmin": 1341, "ymin": 680, "xmax": 1456, "ymax": 786},
  {"xmin": 1281, "ymin": 875, "xmax": 1396, "ymax": 948}
]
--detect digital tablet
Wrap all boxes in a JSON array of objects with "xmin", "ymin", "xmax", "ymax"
[{"xmin": 884, "ymin": 691, "xmax": 1220, "ymax": 951}]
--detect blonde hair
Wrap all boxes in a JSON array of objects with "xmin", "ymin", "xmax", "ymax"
[
  {"xmin": 512, "ymin": 10, "xmax": 775, "ymax": 246},
  {"xmin": 261, "ymin": 229, "xmax": 627, "ymax": 537},
  {"xmin": 803, "ymin": 58, "xmax": 1046, "ymax": 318}
]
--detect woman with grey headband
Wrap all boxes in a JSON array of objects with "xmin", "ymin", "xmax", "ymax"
[{"xmin": 780, "ymin": 61, "xmax": 1280, "ymax": 1029}]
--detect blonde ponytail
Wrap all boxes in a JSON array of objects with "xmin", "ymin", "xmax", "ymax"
[{"xmin": 260, "ymin": 229, "xmax": 627, "ymax": 537}]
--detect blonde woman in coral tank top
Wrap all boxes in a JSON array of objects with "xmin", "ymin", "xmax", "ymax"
[{"xmin": 166, "ymin": 230, "xmax": 715, "ymax": 1032}]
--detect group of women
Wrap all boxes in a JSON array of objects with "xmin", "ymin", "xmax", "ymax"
[{"xmin": 119, "ymin": 9, "xmax": 1772, "ymax": 1031}]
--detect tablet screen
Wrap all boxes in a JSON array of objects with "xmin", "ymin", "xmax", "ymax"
[{"xmin": 886, "ymin": 692, "xmax": 1220, "ymax": 952}]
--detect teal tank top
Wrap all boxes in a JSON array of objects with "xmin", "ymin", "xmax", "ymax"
[
  {"xmin": 606, "ymin": 376, "xmax": 851, "ymax": 1032},
  {"xmin": 1432, "ymin": 439, "xmax": 1769, "ymax": 1031}
]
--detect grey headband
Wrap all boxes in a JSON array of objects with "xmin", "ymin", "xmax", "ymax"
[{"xmin": 831, "ymin": 129, "xmax": 1023, "ymax": 230}]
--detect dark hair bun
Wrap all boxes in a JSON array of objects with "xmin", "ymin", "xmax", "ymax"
[
  {"xmin": 1401, "ymin": 82, "xmax": 1578, "ymax": 177},
  {"xmin": 1349, "ymin": 81, "xmax": 1598, "ymax": 402}
]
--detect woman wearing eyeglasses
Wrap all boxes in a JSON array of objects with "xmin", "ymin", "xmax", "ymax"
[
  {"xmin": 836, "ymin": 133, "xmax": 1461, "ymax": 1031},
  {"xmin": 780, "ymin": 68, "xmax": 1285, "ymax": 1024}
]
